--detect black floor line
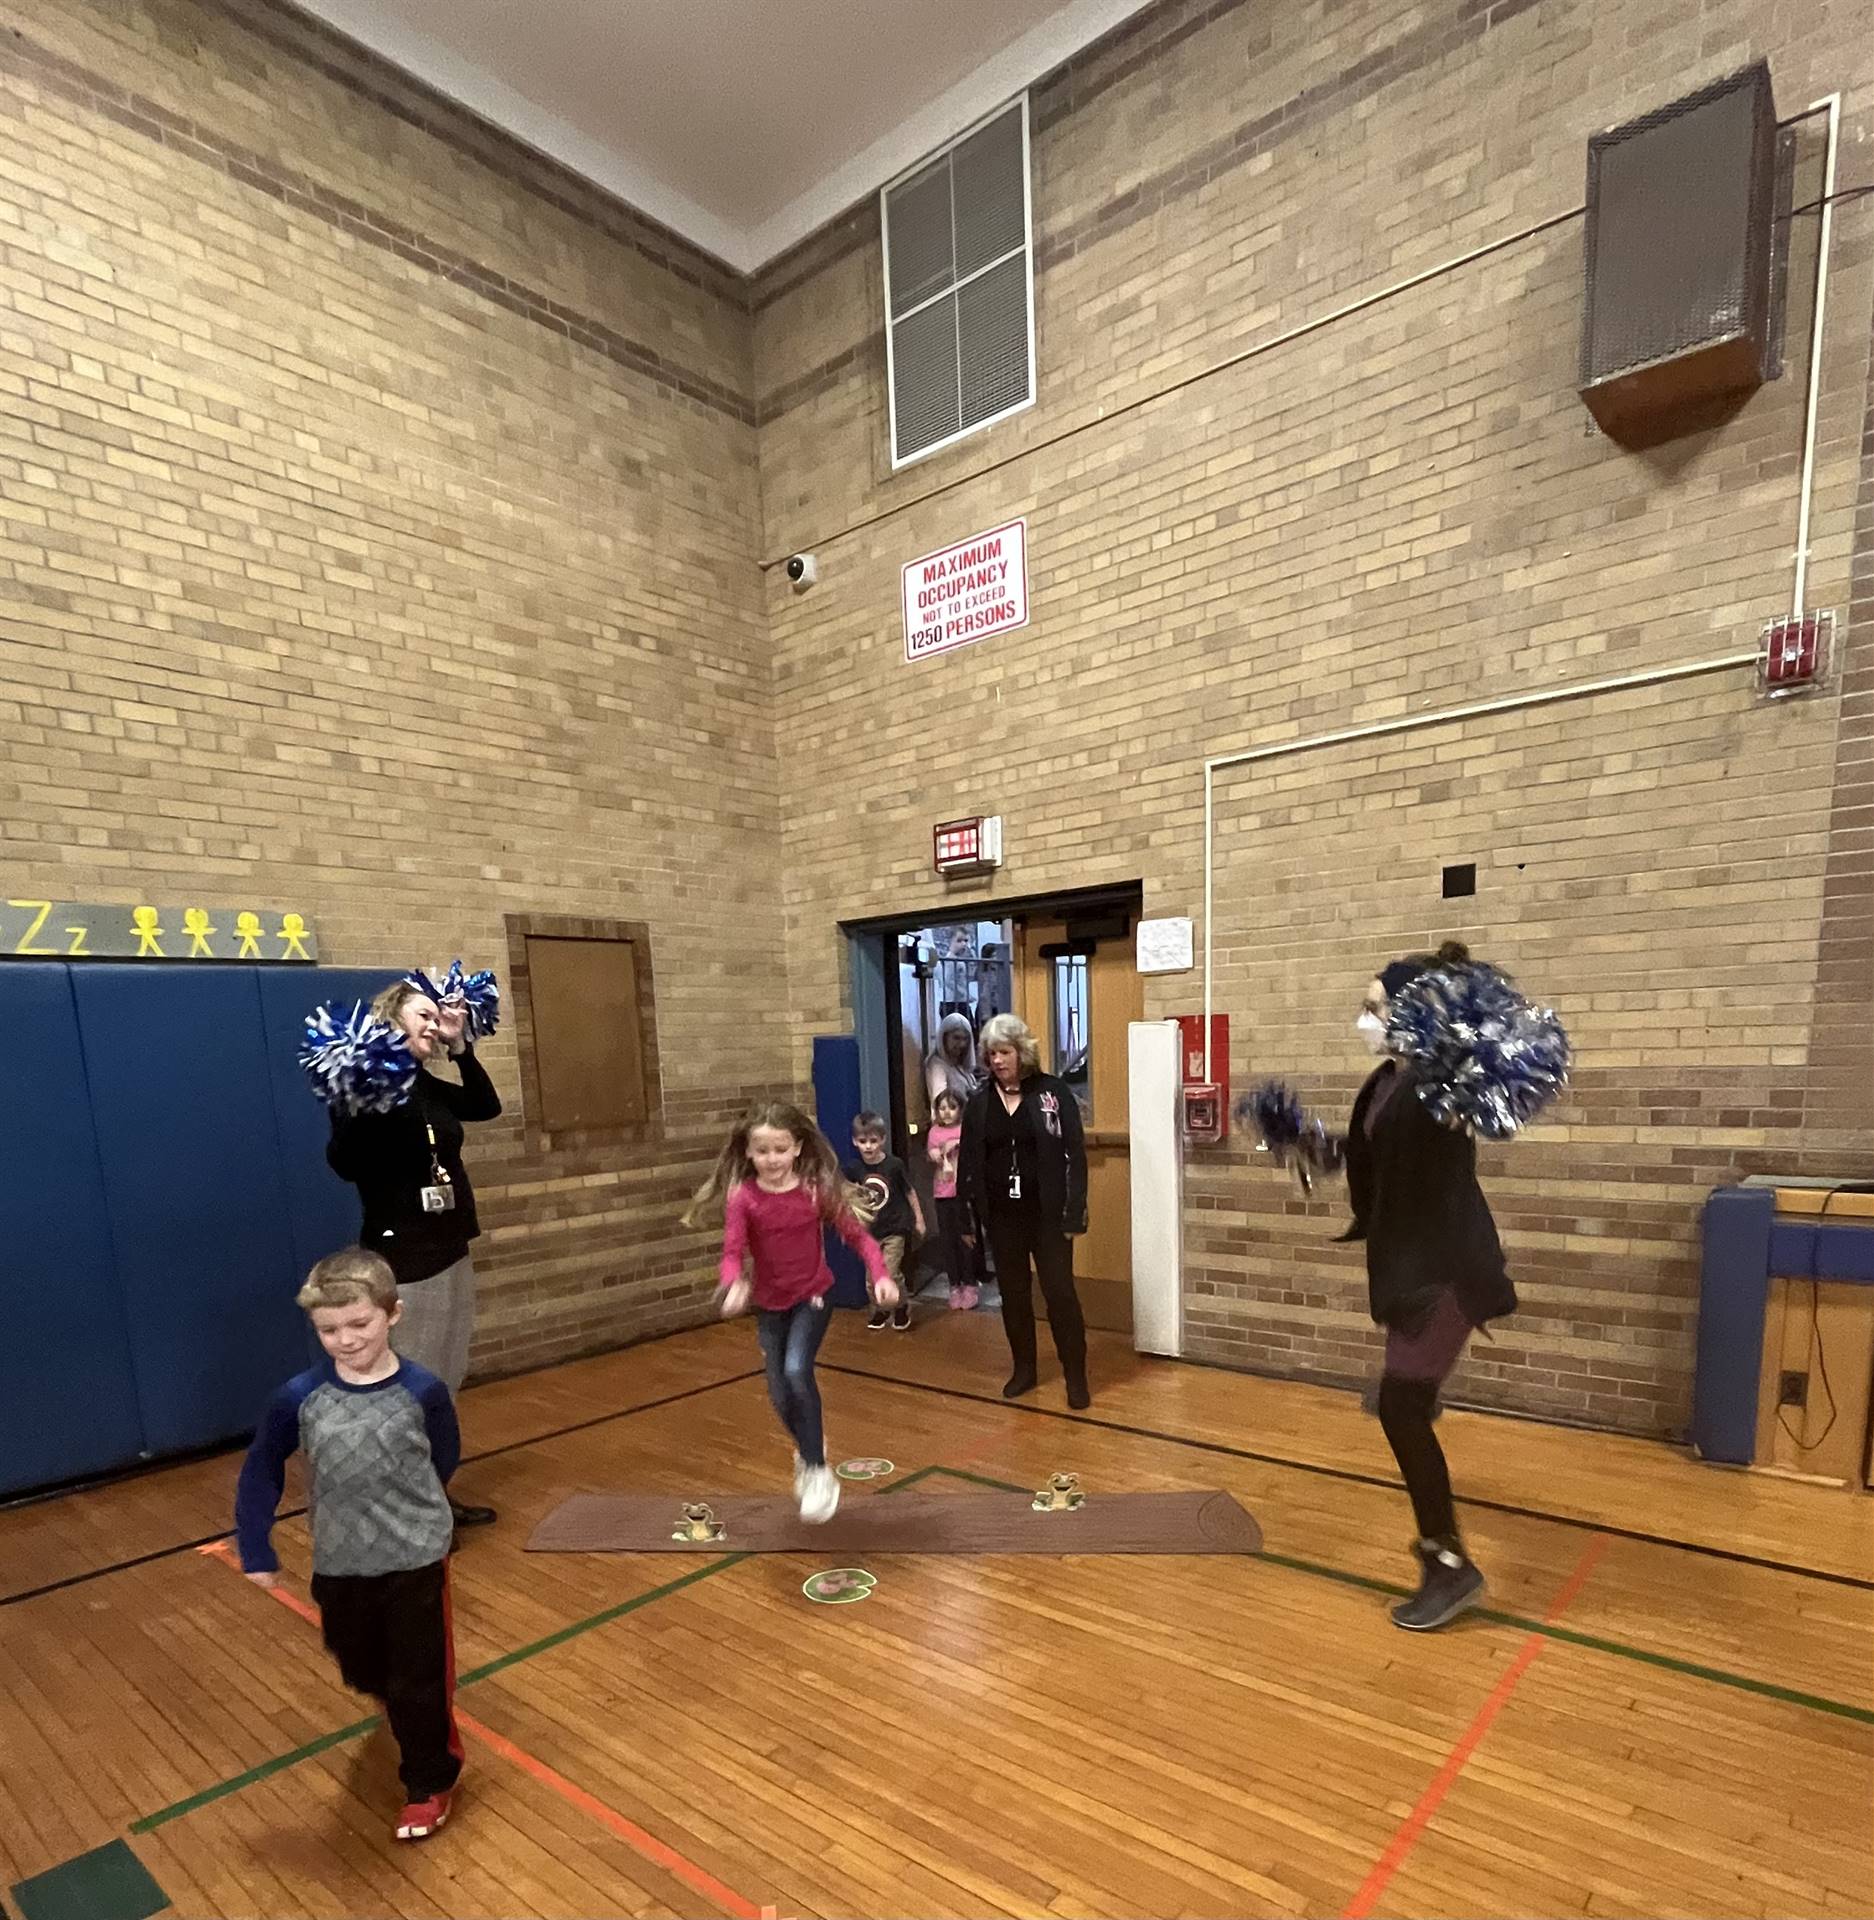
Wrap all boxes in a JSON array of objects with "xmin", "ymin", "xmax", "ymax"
[
  {"xmin": 0, "ymin": 1368, "xmax": 762, "ymax": 1613},
  {"xmin": 823, "ymin": 1362, "xmax": 1874, "ymax": 1593}
]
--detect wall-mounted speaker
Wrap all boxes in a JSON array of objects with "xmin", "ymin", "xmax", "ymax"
[{"xmin": 1579, "ymin": 63, "xmax": 1779, "ymax": 441}]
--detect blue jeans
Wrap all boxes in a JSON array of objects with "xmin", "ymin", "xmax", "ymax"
[{"xmin": 755, "ymin": 1300, "xmax": 833, "ymax": 1467}]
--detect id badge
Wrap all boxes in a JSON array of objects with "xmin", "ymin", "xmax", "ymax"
[
  {"xmin": 1006, "ymin": 1171, "xmax": 1022, "ymax": 1201},
  {"xmin": 421, "ymin": 1183, "xmax": 456, "ymax": 1214}
]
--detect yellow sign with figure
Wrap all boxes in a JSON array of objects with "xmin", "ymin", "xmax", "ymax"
[{"xmin": 1, "ymin": 899, "xmax": 319, "ymax": 962}]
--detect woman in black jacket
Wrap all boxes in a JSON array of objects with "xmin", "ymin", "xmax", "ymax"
[
  {"xmin": 1344, "ymin": 940, "xmax": 1515, "ymax": 1631},
  {"xmin": 327, "ymin": 979, "xmax": 503, "ymax": 1527},
  {"xmin": 960, "ymin": 1013, "xmax": 1091, "ymax": 1408}
]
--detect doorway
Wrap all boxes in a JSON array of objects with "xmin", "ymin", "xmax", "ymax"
[
  {"xmin": 1014, "ymin": 907, "xmax": 1142, "ymax": 1336},
  {"xmin": 866, "ymin": 890, "xmax": 1142, "ymax": 1334}
]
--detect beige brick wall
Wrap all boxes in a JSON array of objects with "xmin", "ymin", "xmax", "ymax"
[
  {"xmin": 0, "ymin": 0, "xmax": 785, "ymax": 1377},
  {"xmin": 752, "ymin": 0, "xmax": 1874, "ymax": 1433},
  {"xmin": 3, "ymin": 0, "xmax": 1871, "ymax": 1433}
]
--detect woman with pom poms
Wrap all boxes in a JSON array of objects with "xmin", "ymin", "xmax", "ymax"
[
  {"xmin": 1345, "ymin": 940, "xmax": 1524, "ymax": 1631},
  {"xmin": 326, "ymin": 975, "xmax": 502, "ymax": 1530}
]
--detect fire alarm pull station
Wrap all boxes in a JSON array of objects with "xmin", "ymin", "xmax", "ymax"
[
  {"xmin": 933, "ymin": 815, "xmax": 1003, "ymax": 876},
  {"xmin": 1182, "ymin": 1085, "xmax": 1223, "ymax": 1143}
]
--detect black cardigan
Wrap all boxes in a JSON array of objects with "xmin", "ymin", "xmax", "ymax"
[
  {"xmin": 1342, "ymin": 1061, "xmax": 1516, "ymax": 1333},
  {"xmin": 959, "ymin": 1071, "xmax": 1088, "ymax": 1237},
  {"xmin": 326, "ymin": 1049, "xmax": 502, "ymax": 1286}
]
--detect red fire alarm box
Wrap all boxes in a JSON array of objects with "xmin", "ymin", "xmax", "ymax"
[
  {"xmin": 1174, "ymin": 1015, "xmax": 1228, "ymax": 1140},
  {"xmin": 1759, "ymin": 610, "xmax": 1832, "ymax": 698},
  {"xmin": 1182, "ymin": 1084, "xmax": 1223, "ymax": 1142}
]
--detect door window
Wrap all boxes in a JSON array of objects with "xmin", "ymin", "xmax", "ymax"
[{"xmin": 1051, "ymin": 951, "xmax": 1093, "ymax": 1122}]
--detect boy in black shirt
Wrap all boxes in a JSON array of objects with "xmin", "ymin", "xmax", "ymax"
[{"xmin": 847, "ymin": 1112, "xmax": 923, "ymax": 1330}]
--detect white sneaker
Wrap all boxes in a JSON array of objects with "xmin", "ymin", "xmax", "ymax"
[{"xmin": 798, "ymin": 1465, "xmax": 839, "ymax": 1525}]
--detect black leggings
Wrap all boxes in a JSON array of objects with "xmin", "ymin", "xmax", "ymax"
[{"xmin": 1376, "ymin": 1374, "xmax": 1457, "ymax": 1546}]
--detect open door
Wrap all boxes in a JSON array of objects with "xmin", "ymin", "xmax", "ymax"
[{"xmin": 1015, "ymin": 912, "xmax": 1142, "ymax": 1334}]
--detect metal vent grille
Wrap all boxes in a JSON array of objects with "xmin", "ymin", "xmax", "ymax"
[
  {"xmin": 883, "ymin": 99, "xmax": 1034, "ymax": 468},
  {"xmin": 1579, "ymin": 63, "xmax": 1777, "ymax": 435}
]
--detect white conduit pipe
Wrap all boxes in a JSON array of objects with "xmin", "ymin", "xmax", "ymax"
[
  {"xmin": 1199, "ymin": 650, "xmax": 1760, "ymax": 1079},
  {"xmin": 1791, "ymin": 92, "xmax": 1842, "ymax": 619},
  {"xmin": 1198, "ymin": 94, "xmax": 1845, "ymax": 1079}
]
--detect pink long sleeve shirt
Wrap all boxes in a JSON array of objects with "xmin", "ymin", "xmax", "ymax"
[{"xmin": 719, "ymin": 1179, "xmax": 888, "ymax": 1310}]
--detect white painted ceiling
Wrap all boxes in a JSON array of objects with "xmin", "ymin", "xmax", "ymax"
[{"xmin": 299, "ymin": 0, "xmax": 1154, "ymax": 273}]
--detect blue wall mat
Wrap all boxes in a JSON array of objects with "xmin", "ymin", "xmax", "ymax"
[
  {"xmin": 0, "ymin": 965, "xmax": 148, "ymax": 1496},
  {"xmin": 71, "ymin": 966, "xmax": 307, "ymax": 1456},
  {"xmin": 1692, "ymin": 1186, "xmax": 1775, "ymax": 1466},
  {"xmin": 812, "ymin": 1034, "xmax": 869, "ymax": 1308},
  {"xmin": 258, "ymin": 967, "xmax": 399, "ymax": 1284}
]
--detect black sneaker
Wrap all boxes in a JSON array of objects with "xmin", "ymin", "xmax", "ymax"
[
  {"xmin": 449, "ymin": 1500, "xmax": 496, "ymax": 1528},
  {"xmin": 891, "ymin": 1303, "xmax": 912, "ymax": 1331},
  {"xmin": 866, "ymin": 1307, "xmax": 891, "ymax": 1331},
  {"xmin": 1391, "ymin": 1541, "xmax": 1485, "ymax": 1631}
]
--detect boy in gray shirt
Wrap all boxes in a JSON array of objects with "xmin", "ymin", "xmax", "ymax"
[{"xmin": 236, "ymin": 1248, "xmax": 462, "ymax": 1842}]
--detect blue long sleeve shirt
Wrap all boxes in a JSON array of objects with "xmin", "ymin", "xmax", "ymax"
[{"xmin": 234, "ymin": 1357, "xmax": 460, "ymax": 1577}]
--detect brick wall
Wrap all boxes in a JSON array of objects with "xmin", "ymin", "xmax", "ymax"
[
  {"xmin": 0, "ymin": 0, "xmax": 785, "ymax": 1376},
  {"xmin": 3, "ymin": 0, "xmax": 1870, "ymax": 1431},
  {"xmin": 752, "ymin": 0, "xmax": 1874, "ymax": 1434}
]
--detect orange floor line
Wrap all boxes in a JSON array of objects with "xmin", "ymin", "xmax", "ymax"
[
  {"xmin": 198, "ymin": 1539, "xmax": 771, "ymax": 1919},
  {"xmin": 1340, "ymin": 1533, "xmax": 1609, "ymax": 1920}
]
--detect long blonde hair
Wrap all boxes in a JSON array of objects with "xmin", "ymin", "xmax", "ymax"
[{"xmin": 682, "ymin": 1102, "xmax": 853, "ymax": 1229}]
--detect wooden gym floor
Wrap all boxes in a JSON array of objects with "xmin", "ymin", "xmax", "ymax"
[{"xmin": 2, "ymin": 1315, "xmax": 1870, "ymax": 1920}]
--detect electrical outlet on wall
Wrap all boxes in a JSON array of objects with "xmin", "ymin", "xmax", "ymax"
[{"xmin": 1778, "ymin": 1370, "xmax": 1808, "ymax": 1408}]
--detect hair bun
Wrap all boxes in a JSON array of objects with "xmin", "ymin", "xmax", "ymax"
[{"xmin": 1435, "ymin": 940, "xmax": 1472, "ymax": 967}]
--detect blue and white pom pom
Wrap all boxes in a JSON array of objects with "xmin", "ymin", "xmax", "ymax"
[
  {"xmin": 405, "ymin": 959, "xmax": 501, "ymax": 1040},
  {"xmin": 299, "ymin": 1001, "xmax": 417, "ymax": 1115},
  {"xmin": 1385, "ymin": 963, "xmax": 1571, "ymax": 1140},
  {"xmin": 1236, "ymin": 1081, "xmax": 1344, "ymax": 1193}
]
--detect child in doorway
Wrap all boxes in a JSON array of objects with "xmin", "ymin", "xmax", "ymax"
[
  {"xmin": 684, "ymin": 1103, "xmax": 899, "ymax": 1523},
  {"xmin": 846, "ymin": 1110, "xmax": 924, "ymax": 1331},
  {"xmin": 927, "ymin": 1087, "xmax": 979, "ymax": 1310},
  {"xmin": 234, "ymin": 1249, "xmax": 464, "ymax": 1844}
]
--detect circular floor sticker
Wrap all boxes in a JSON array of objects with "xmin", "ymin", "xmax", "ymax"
[
  {"xmin": 836, "ymin": 1457, "xmax": 896, "ymax": 1481},
  {"xmin": 802, "ymin": 1567, "xmax": 876, "ymax": 1605}
]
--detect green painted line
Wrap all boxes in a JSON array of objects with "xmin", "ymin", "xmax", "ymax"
[
  {"xmin": 129, "ymin": 1553, "xmax": 752, "ymax": 1834},
  {"xmin": 456, "ymin": 1552, "xmax": 748, "ymax": 1686},
  {"xmin": 123, "ymin": 1457, "xmax": 1874, "ymax": 1846},
  {"xmin": 1474, "ymin": 1610, "xmax": 1874, "ymax": 1726},
  {"xmin": 922, "ymin": 1468, "xmax": 1874, "ymax": 1729},
  {"xmin": 130, "ymin": 1716, "xmax": 377, "ymax": 1833}
]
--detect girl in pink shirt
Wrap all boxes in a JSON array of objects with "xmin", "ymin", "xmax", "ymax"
[{"xmin": 684, "ymin": 1103, "xmax": 897, "ymax": 1522}]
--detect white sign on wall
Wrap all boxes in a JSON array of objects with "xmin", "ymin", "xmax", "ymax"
[
  {"xmin": 1136, "ymin": 917, "xmax": 1194, "ymax": 975},
  {"xmin": 902, "ymin": 518, "xmax": 1029, "ymax": 663}
]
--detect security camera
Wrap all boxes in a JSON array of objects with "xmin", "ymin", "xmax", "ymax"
[{"xmin": 786, "ymin": 553, "xmax": 818, "ymax": 591}]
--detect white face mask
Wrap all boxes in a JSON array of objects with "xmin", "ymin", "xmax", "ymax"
[{"xmin": 1356, "ymin": 1012, "xmax": 1389, "ymax": 1055}]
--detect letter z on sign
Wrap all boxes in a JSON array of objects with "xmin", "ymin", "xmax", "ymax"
[{"xmin": 902, "ymin": 519, "xmax": 1029, "ymax": 664}]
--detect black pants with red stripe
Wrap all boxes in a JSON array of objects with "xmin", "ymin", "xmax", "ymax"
[{"xmin": 311, "ymin": 1560, "xmax": 462, "ymax": 1798}]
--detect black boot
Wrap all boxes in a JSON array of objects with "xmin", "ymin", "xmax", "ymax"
[
  {"xmin": 1001, "ymin": 1370, "xmax": 1037, "ymax": 1399},
  {"xmin": 1064, "ymin": 1369, "xmax": 1091, "ymax": 1411},
  {"xmin": 449, "ymin": 1498, "xmax": 497, "ymax": 1529},
  {"xmin": 1391, "ymin": 1539, "xmax": 1484, "ymax": 1631}
]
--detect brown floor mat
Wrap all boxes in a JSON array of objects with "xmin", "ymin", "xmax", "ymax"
[{"xmin": 524, "ymin": 1488, "xmax": 1261, "ymax": 1556}]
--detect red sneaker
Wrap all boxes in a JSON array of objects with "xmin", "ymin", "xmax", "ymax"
[{"xmin": 395, "ymin": 1787, "xmax": 455, "ymax": 1842}]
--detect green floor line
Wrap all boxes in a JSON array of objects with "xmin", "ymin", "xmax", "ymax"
[
  {"xmin": 128, "ymin": 1552, "xmax": 752, "ymax": 1834},
  {"xmin": 916, "ymin": 1467, "xmax": 1874, "ymax": 1729},
  {"xmin": 122, "ymin": 1457, "xmax": 1874, "ymax": 1845},
  {"xmin": 131, "ymin": 1717, "xmax": 378, "ymax": 1834},
  {"xmin": 456, "ymin": 1552, "xmax": 748, "ymax": 1686}
]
